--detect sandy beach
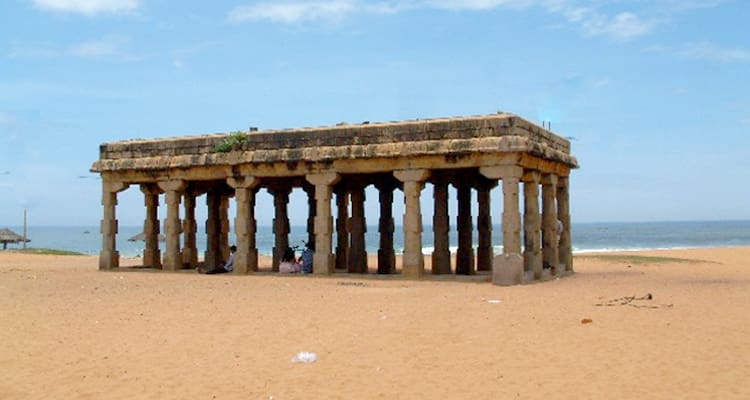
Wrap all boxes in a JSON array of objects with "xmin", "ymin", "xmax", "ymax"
[{"xmin": 1, "ymin": 247, "xmax": 748, "ymax": 399}]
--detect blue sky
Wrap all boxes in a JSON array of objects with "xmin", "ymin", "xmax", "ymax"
[{"xmin": 1, "ymin": 0, "xmax": 748, "ymax": 227}]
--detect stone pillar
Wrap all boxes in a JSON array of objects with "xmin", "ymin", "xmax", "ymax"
[
  {"xmin": 476, "ymin": 179, "xmax": 497, "ymax": 272},
  {"xmin": 306, "ymin": 173, "xmax": 341, "ymax": 275},
  {"xmin": 219, "ymin": 194, "xmax": 230, "ymax": 263},
  {"xmin": 542, "ymin": 174, "xmax": 559, "ymax": 274},
  {"xmin": 304, "ymin": 183, "xmax": 317, "ymax": 248},
  {"xmin": 204, "ymin": 191, "xmax": 222, "ymax": 270},
  {"xmin": 182, "ymin": 191, "xmax": 198, "ymax": 269},
  {"xmin": 99, "ymin": 181, "xmax": 128, "ymax": 270},
  {"xmin": 480, "ymin": 165, "xmax": 523, "ymax": 255},
  {"xmin": 140, "ymin": 184, "xmax": 162, "ymax": 269},
  {"xmin": 376, "ymin": 180, "xmax": 397, "ymax": 274},
  {"xmin": 228, "ymin": 177, "xmax": 260, "ymax": 274},
  {"xmin": 523, "ymin": 171, "xmax": 543, "ymax": 279},
  {"xmin": 334, "ymin": 188, "xmax": 349, "ymax": 271},
  {"xmin": 270, "ymin": 185, "xmax": 291, "ymax": 272},
  {"xmin": 394, "ymin": 169, "xmax": 430, "ymax": 278},
  {"xmin": 455, "ymin": 182, "xmax": 475, "ymax": 275},
  {"xmin": 431, "ymin": 178, "xmax": 451, "ymax": 275},
  {"xmin": 349, "ymin": 184, "xmax": 368, "ymax": 273},
  {"xmin": 557, "ymin": 175, "xmax": 573, "ymax": 272},
  {"xmin": 158, "ymin": 180, "xmax": 186, "ymax": 271}
]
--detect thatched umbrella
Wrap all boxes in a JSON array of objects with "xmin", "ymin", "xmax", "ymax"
[
  {"xmin": 128, "ymin": 232, "xmax": 166, "ymax": 242},
  {"xmin": 0, "ymin": 228, "xmax": 30, "ymax": 250}
]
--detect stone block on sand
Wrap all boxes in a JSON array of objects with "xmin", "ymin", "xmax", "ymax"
[{"xmin": 492, "ymin": 253, "xmax": 524, "ymax": 286}]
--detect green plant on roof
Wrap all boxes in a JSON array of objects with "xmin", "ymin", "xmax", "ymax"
[{"xmin": 212, "ymin": 131, "xmax": 249, "ymax": 153}]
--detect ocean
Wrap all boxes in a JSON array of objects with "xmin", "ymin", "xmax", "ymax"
[{"xmin": 3, "ymin": 220, "xmax": 750, "ymax": 258}]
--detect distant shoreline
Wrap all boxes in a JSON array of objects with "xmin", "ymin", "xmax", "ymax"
[
  {"xmin": 3, "ymin": 220, "xmax": 750, "ymax": 258},
  {"xmin": 6, "ymin": 219, "xmax": 750, "ymax": 229},
  {"xmin": 5, "ymin": 245, "xmax": 750, "ymax": 259}
]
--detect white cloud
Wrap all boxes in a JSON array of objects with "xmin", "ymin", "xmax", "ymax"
[
  {"xmin": 0, "ymin": 112, "xmax": 19, "ymax": 126},
  {"xmin": 32, "ymin": 0, "xmax": 139, "ymax": 15},
  {"xmin": 645, "ymin": 41, "xmax": 750, "ymax": 63},
  {"xmin": 228, "ymin": 0, "xmax": 655, "ymax": 40},
  {"xmin": 591, "ymin": 78, "xmax": 611, "ymax": 88},
  {"xmin": 548, "ymin": 3, "xmax": 654, "ymax": 40},
  {"xmin": 8, "ymin": 41, "xmax": 61, "ymax": 58},
  {"xmin": 228, "ymin": 0, "xmax": 541, "ymax": 24},
  {"xmin": 587, "ymin": 12, "xmax": 653, "ymax": 39},
  {"xmin": 658, "ymin": 0, "xmax": 724, "ymax": 12},
  {"xmin": 69, "ymin": 35, "xmax": 127, "ymax": 57},
  {"xmin": 678, "ymin": 41, "xmax": 750, "ymax": 62},
  {"xmin": 229, "ymin": 1, "xmax": 359, "ymax": 23},
  {"xmin": 0, "ymin": 112, "xmax": 20, "ymax": 144},
  {"xmin": 168, "ymin": 40, "xmax": 224, "ymax": 70},
  {"xmin": 427, "ymin": 0, "xmax": 533, "ymax": 11},
  {"xmin": 9, "ymin": 36, "xmax": 130, "ymax": 59}
]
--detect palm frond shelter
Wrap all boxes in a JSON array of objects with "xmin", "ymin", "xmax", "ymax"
[{"xmin": 0, "ymin": 228, "xmax": 30, "ymax": 250}]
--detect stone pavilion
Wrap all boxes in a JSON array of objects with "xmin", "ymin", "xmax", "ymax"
[{"xmin": 91, "ymin": 113, "xmax": 578, "ymax": 282}]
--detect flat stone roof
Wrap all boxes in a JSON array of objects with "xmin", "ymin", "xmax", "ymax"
[{"xmin": 91, "ymin": 113, "xmax": 578, "ymax": 172}]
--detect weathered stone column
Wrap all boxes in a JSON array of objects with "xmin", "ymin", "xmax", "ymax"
[
  {"xmin": 228, "ymin": 176, "xmax": 259, "ymax": 274},
  {"xmin": 306, "ymin": 173, "xmax": 340, "ymax": 275},
  {"xmin": 523, "ymin": 171, "xmax": 542, "ymax": 279},
  {"xmin": 219, "ymin": 194, "xmax": 230, "ymax": 263},
  {"xmin": 481, "ymin": 165, "xmax": 523, "ymax": 255},
  {"xmin": 140, "ymin": 184, "xmax": 162, "ymax": 269},
  {"xmin": 542, "ymin": 174, "xmax": 559, "ymax": 273},
  {"xmin": 476, "ymin": 179, "xmax": 497, "ymax": 272},
  {"xmin": 376, "ymin": 180, "xmax": 397, "ymax": 274},
  {"xmin": 394, "ymin": 169, "xmax": 430, "ymax": 278},
  {"xmin": 204, "ymin": 191, "xmax": 222, "ymax": 270},
  {"xmin": 334, "ymin": 188, "xmax": 349, "ymax": 271},
  {"xmin": 99, "ymin": 180, "xmax": 128, "ymax": 270},
  {"xmin": 304, "ymin": 183, "xmax": 316, "ymax": 247},
  {"xmin": 455, "ymin": 182, "xmax": 475, "ymax": 275},
  {"xmin": 158, "ymin": 180, "xmax": 186, "ymax": 271},
  {"xmin": 431, "ymin": 178, "xmax": 451, "ymax": 275},
  {"xmin": 349, "ymin": 184, "xmax": 368, "ymax": 273},
  {"xmin": 181, "ymin": 190, "xmax": 198, "ymax": 269},
  {"xmin": 270, "ymin": 185, "xmax": 291, "ymax": 272},
  {"xmin": 557, "ymin": 175, "xmax": 573, "ymax": 272}
]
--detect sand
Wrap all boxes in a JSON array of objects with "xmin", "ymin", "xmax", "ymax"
[{"xmin": 0, "ymin": 247, "xmax": 748, "ymax": 399}]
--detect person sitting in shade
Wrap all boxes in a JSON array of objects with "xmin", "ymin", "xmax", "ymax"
[
  {"xmin": 279, "ymin": 247, "xmax": 301, "ymax": 273},
  {"xmin": 299, "ymin": 241, "xmax": 314, "ymax": 274},
  {"xmin": 198, "ymin": 245, "xmax": 236, "ymax": 274}
]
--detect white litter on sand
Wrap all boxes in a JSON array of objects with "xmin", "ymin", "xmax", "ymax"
[{"xmin": 291, "ymin": 352, "xmax": 317, "ymax": 363}]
